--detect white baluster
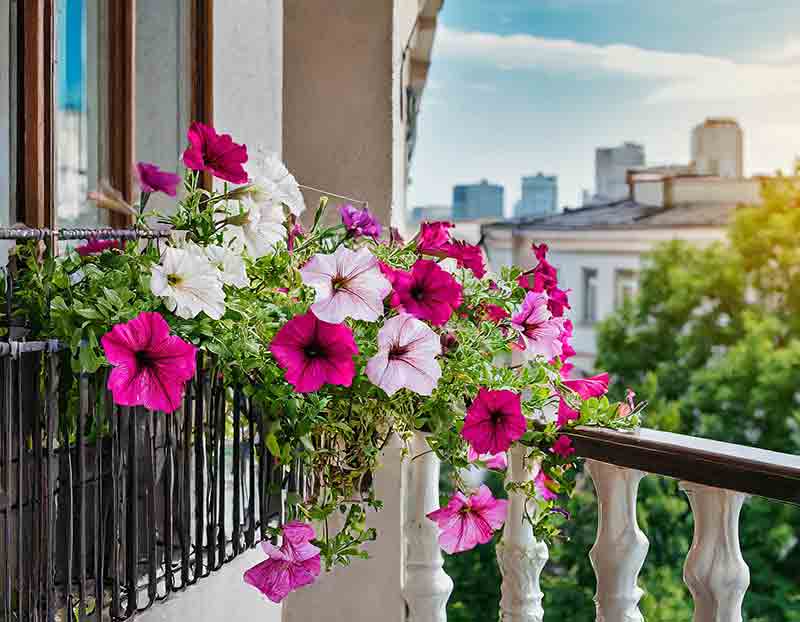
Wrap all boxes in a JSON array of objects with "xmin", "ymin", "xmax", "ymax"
[
  {"xmin": 680, "ymin": 482, "xmax": 749, "ymax": 622},
  {"xmin": 586, "ymin": 460, "xmax": 649, "ymax": 622},
  {"xmin": 497, "ymin": 446, "xmax": 549, "ymax": 622},
  {"xmin": 403, "ymin": 431, "xmax": 453, "ymax": 622}
]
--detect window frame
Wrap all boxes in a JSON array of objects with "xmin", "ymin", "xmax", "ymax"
[{"xmin": 582, "ymin": 267, "xmax": 598, "ymax": 325}]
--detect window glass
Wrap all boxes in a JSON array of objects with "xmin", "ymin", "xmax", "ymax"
[
  {"xmin": 582, "ymin": 267, "xmax": 598, "ymax": 324},
  {"xmin": 614, "ymin": 269, "xmax": 638, "ymax": 309},
  {"xmin": 55, "ymin": 0, "xmax": 105, "ymax": 227}
]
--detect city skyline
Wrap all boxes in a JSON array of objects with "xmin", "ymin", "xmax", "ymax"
[{"xmin": 408, "ymin": 0, "xmax": 800, "ymax": 214}]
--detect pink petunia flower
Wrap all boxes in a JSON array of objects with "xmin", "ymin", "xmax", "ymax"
[
  {"xmin": 556, "ymin": 372, "xmax": 610, "ymax": 427},
  {"xmin": 366, "ymin": 313, "xmax": 442, "ymax": 396},
  {"xmin": 426, "ymin": 485, "xmax": 508, "ymax": 554},
  {"xmin": 416, "ymin": 221, "xmax": 454, "ymax": 254},
  {"xmin": 462, "ymin": 388, "xmax": 526, "ymax": 455},
  {"xmin": 517, "ymin": 243, "xmax": 559, "ymax": 293},
  {"xmin": 551, "ymin": 435, "xmax": 575, "ymax": 458},
  {"xmin": 534, "ymin": 468, "xmax": 559, "ymax": 501},
  {"xmin": 101, "ymin": 311, "xmax": 197, "ymax": 413},
  {"xmin": 510, "ymin": 291, "xmax": 565, "ymax": 360},
  {"xmin": 339, "ymin": 203, "xmax": 382, "ymax": 239},
  {"xmin": 300, "ymin": 247, "xmax": 391, "ymax": 323},
  {"xmin": 445, "ymin": 240, "xmax": 486, "ymax": 279},
  {"xmin": 270, "ymin": 312, "xmax": 358, "ymax": 393},
  {"xmin": 467, "ymin": 446, "xmax": 508, "ymax": 470},
  {"xmin": 484, "ymin": 304, "xmax": 509, "ymax": 324},
  {"xmin": 136, "ymin": 162, "xmax": 181, "ymax": 196},
  {"xmin": 243, "ymin": 521, "xmax": 321, "ymax": 603},
  {"xmin": 182, "ymin": 121, "xmax": 248, "ymax": 184},
  {"xmin": 617, "ymin": 388, "xmax": 638, "ymax": 418},
  {"xmin": 75, "ymin": 238, "xmax": 121, "ymax": 257},
  {"xmin": 391, "ymin": 259, "xmax": 463, "ymax": 326}
]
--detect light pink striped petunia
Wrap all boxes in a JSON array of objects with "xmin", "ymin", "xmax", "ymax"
[
  {"xmin": 426, "ymin": 485, "xmax": 508, "ymax": 554},
  {"xmin": 510, "ymin": 291, "xmax": 565, "ymax": 360}
]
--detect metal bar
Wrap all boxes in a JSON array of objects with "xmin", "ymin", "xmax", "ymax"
[
  {"xmin": 96, "ymin": 377, "xmax": 107, "ymax": 622},
  {"xmin": 126, "ymin": 408, "xmax": 138, "ymax": 616},
  {"xmin": 216, "ymin": 381, "xmax": 226, "ymax": 566},
  {"xmin": 181, "ymin": 384, "xmax": 191, "ymax": 587},
  {"xmin": 246, "ymin": 396, "xmax": 255, "ymax": 548},
  {"xmin": 45, "ymin": 353, "xmax": 58, "ymax": 622},
  {"xmin": 193, "ymin": 363, "xmax": 205, "ymax": 579},
  {"xmin": 2, "ymin": 356, "xmax": 10, "ymax": 622},
  {"xmin": 145, "ymin": 411, "xmax": 157, "ymax": 607},
  {"xmin": 78, "ymin": 373, "xmax": 88, "ymax": 619},
  {"xmin": 206, "ymin": 377, "xmax": 217, "ymax": 572},
  {"xmin": 15, "ymin": 358, "xmax": 24, "ymax": 622},
  {"xmin": 110, "ymin": 405, "xmax": 121, "ymax": 620},
  {"xmin": 63, "ymin": 377, "xmax": 74, "ymax": 622},
  {"xmin": 161, "ymin": 413, "xmax": 174, "ymax": 597},
  {"xmin": 257, "ymin": 409, "xmax": 268, "ymax": 540},
  {"xmin": 31, "ymin": 353, "xmax": 42, "ymax": 622},
  {"xmin": 232, "ymin": 387, "xmax": 241, "ymax": 556}
]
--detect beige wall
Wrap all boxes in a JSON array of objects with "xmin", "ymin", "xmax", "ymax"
[
  {"xmin": 632, "ymin": 176, "xmax": 761, "ymax": 208},
  {"xmin": 284, "ymin": 1, "xmax": 395, "ymax": 227}
]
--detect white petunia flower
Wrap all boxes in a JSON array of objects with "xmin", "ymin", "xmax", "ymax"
[
  {"xmin": 205, "ymin": 244, "xmax": 250, "ymax": 288},
  {"xmin": 246, "ymin": 152, "xmax": 305, "ymax": 217},
  {"xmin": 151, "ymin": 246, "xmax": 226, "ymax": 319},
  {"xmin": 221, "ymin": 200, "xmax": 286, "ymax": 259},
  {"xmin": 300, "ymin": 246, "xmax": 391, "ymax": 323}
]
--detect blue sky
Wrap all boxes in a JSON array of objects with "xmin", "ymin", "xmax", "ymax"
[{"xmin": 408, "ymin": 0, "xmax": 800, "ymax": 213}]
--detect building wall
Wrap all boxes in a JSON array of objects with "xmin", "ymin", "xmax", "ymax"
[
  {"xmin": 670, "ymin": 176, "xmax": 760, "ymax": 205},
  {"xmin": 595, "ymin": 143, "xmax": 645, "ymax": 202},
  {"xmin": 453, "ymin": 181, "xmax": 504, "ymax": 220},
  {"xmin": 692, "ymin": 118, "xmax": 743, "ymax": 178},
  {"xmin": 519, "ymin": 174, "xmax": 558, "ymax": 218}
]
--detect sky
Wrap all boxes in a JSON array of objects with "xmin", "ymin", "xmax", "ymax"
[{"xmin": 408, "ymin": 0, "xmax": 800, "ymax": 214}]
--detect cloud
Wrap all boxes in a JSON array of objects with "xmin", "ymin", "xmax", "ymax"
[{"xmin": 436, "ymin": 27, "xmax": 800, "ymax": 103}]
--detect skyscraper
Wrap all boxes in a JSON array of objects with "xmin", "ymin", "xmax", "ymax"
[
  {"xmin": 452, "ymin": 180, "xmax": 504, "ymax": 221},
  {"xmin": 518, "ymin": 173, "xmax": 558, "ymax": 218},
  {"xmin": 691, "ymin": 117, "xmax": 743, "ymax": 178},
  {"xmin": 595, "ymin": 142, "xmax": 645, "ymax": 202}
]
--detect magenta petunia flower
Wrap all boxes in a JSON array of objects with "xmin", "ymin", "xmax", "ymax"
[
  {"xmin": 365, "ymin": 313, "xmax": 441, "ymax": 396},
  {"xmin": 484, "ymin": 304, "xmax": 509, "ymax": 324},
  {"xmin": 136, "ymin": 161, "xmax": 181, "ymax": 196},
  {"xmin": 339, "ymin": 203, "xmax": 382, "ymax": 239},
  {"xmin": 243, "ymin": 521, "xmax": 321, "ymax": 603},
  {"xmin": 426, "ymin": 485, "xmax": 508, "ymax": 554},
  {"xmin": 511, "ymin": 291, "xmax": 566, "ymax": 359},
  {"xmin": 556, "ymin": 372, "xmax": 610, "ymax": 427},
  {"xmin": 462, "ymin": 388, "xmax": 526, "ymax": 455},
  {"xmin": 76, "ymin": 238, "xmax": 121, "ymax": 257},
  {"xmin": 300, "ymin": 246, "xmax": 391, "ymax": 323},
  {"xmin": 101, "ymin": 311, "xmax": 197, "ymax": 413},
  {"xmin": 534, "ymin": 468, "xmax": 559, "ymax": 501},
  {"xmin": 182, "ymin": 121, "xmax": 248, "ymax": 184},
  {"xmin": 517, "ymin": 243, "xmax": 559, "ymax": 292},
  {"xmin": 416, "ymin": 221, "xmax": 454, "ymax": 254},
  {"xmin": 445, "ymin": 240, "xmax": 486, "ymax": 278},
  {"xmin": 547, "ymin": 286, "xmax": 571, "ymax": 318},
  {"xmin": 270, "ymin": 312, "xmax": 358, "ymax": 393},
  {"xmin": 551, "ymin": 435, "xmax": 575, "ymax": 458},
  {"xmin": 559, "ymin": 319, "xmax": 576, "ymax": 360},
  {"xmin": 467, "ymin": 446, "xmax": 508, "ymax": 470},
  {"xmin": 391, "ymin": 259, "xmax": 463, "ymax": 326}
]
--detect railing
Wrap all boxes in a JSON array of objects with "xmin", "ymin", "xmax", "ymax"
[
  {"xmin": 0, "ymin": 228, "xmax": 292, "ymax": 622},
  {"xmin": 401, "ymin": 427, "xmax": 800, "ymax": 622}
]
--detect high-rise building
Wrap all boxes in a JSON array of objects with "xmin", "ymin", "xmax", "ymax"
[
  {"xmin": 518, "ymin": 173, "xmax": 558, "ymax": 218},
  {"xmin": 691, "ymin": 117, "xmax": 743, "ymax": 178},
  {"xmin": 595, "ymin": 142, "xmax": 645, "ymax": 202},
  {"xmin": 452, "ymin": 180, "xmax": 504, "ymax": 221},
  {"xmin": 410, "ymin": 204, "xmax": 451, "ymax": 223}
]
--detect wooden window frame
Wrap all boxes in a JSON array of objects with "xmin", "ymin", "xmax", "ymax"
[{"xmin": 14, "ymin": 0, "xmax": 214, "ymax": 229}]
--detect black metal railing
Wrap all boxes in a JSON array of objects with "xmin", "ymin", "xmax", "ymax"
[{"xmin": 0, "ymin": 228, "xmax": 292, "ymax": 622}]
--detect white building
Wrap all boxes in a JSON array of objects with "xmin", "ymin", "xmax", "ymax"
[
  {"xmin": 594, "ymin": 142, "xmax": 645, "ymax": 202},
  {"xmin": 691, "ymin": 117, "xmax": 743, "ymax": 178}
]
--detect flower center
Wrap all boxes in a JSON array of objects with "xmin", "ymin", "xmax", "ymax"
[
  {"xmin": 167, "ymin": 273, "xmax": 183, "ymax": 287},
  {"xmin": 389, "ymin": 342, "xmax": 409, "ymax": 358},
  {"xmin": 304, "ymin": 342, "xmax": 326, "ymax": 359},
  {"xmin": 331, "ymin": 275, "xmax": 350, "ymax": 291},
  {"xmin": 489, "ymin": 409, "xmax": 504, "ymax": 425},
  {"xmin": 135, "ymin": 350, "xmax": 153, "ymax": 368},
  {"xmin": 409, "ymin": 285, "xmax": 425, "ymax": 301}
]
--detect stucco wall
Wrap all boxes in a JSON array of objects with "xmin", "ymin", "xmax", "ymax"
[{"xmin": 284, "ymin": 1, "xmax": 395, "ymax": 227}]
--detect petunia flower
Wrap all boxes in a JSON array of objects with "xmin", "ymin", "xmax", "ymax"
[
  {"xmin": 551, "ymin": 435, "xmax": 575, "ymax": 458},
  {"xmin": 243, "ymin": 521, "xmax": 321, "ymax": 603},
  {"xmin": 75, "ymin": 238, "xmax": 121, "ymax": 257},
  {"xmin": 556, "ymin": 372, "xmax": 610, "ymax": 427},
  {"xmin": 510, "ymin": 291, "xmax": 566, "ymax": 360},
  {"xmin": 150, "ymin": 246, "xmax": 226, "ymax": 320},
  {"xmin": 270, "ymin": 312, "xmax": 358, "ymax": 393},
  {"xmin": 240, "ymin": 153, "xmax": 306, "ymax": 217},
  {"xmin": 484, "ymin": 304, "xmax": 509, "ymax": 324},
  {"xmin": 101, "ymin": 311, "xmax": 196, "ymax": 413},
  {"xmin": 182, "ymin": 121, "xmax": 248, "ymax": 184},
  {"xmin": 467, "ymin": 446, "xmax": 508, "ymax": 470},
  {"xmin": 300, "ymin": 247, "xmax": 391, "ymax": 323},
  {"xmin": 462, "ymin": 388, "xmax": 526, "ymax": 455},
  {"xmin": 444, "ymin": 240, "xmax": 486, "ymax": 279},
  {"xmin": 340, "ymin": 203, "xmax": 382, "ymax": 239},
  {"xmin": 534, "ymin": 468, "xmax": 559, "ymax": 502},
  {"xmin": 136, "ymin": 161, "xmax": 181, "ymax": 196},
  {"xmin": 365, "ymin": 313, "xmax": 441, "ymax": 396},
  {"xmin": 547, "ymin": 286, "xmax": 571, "ymax": 318},
  {"xmin": 221, "ymin": 201, "xmax": 286, "ymax": 259},
  {"xmin": 517, "ymin": 243, "xmax": 558, "ymax": 292},
  {"xmin": 391, "ymin": 259, "xmax": 463, "ymax": 326},
  {"xmin": 416, "ymin": 221, "xmax": 454, "ymax": 254},
  {"xmin": 205, "ymin": 244, "xmax": 250, "ymax": 288},
  {"xmin": 617, "ymin": 388, "xmax": 638, "ymax": 418},
  {"xmin": 426, "ymin": 485, "xmax": 508, "ymax": 554}
]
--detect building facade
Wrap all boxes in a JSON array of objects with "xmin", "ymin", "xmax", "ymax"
[
  {"xmin": 595, "ymin": 142, "xmax": 645, "ymax": 202},
  {"xmin": 452, "ymin": 179, "xmax": 504, "ymax": 221},
  {"xmin": 691, "ymin": 117, "xmax": 743, "ymax": 178},
  {"xmin": 518, "ymin": 173, "xmax": 558, "ymax": 218},
  {"xmin": 410, "ymin": 204, "xmax": 451, "ymax": 223}
]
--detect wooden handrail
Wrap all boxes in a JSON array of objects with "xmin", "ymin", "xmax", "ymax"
[{"xmin": 565, "ymin": 427, "xmax": 800, "ymax": 505}]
